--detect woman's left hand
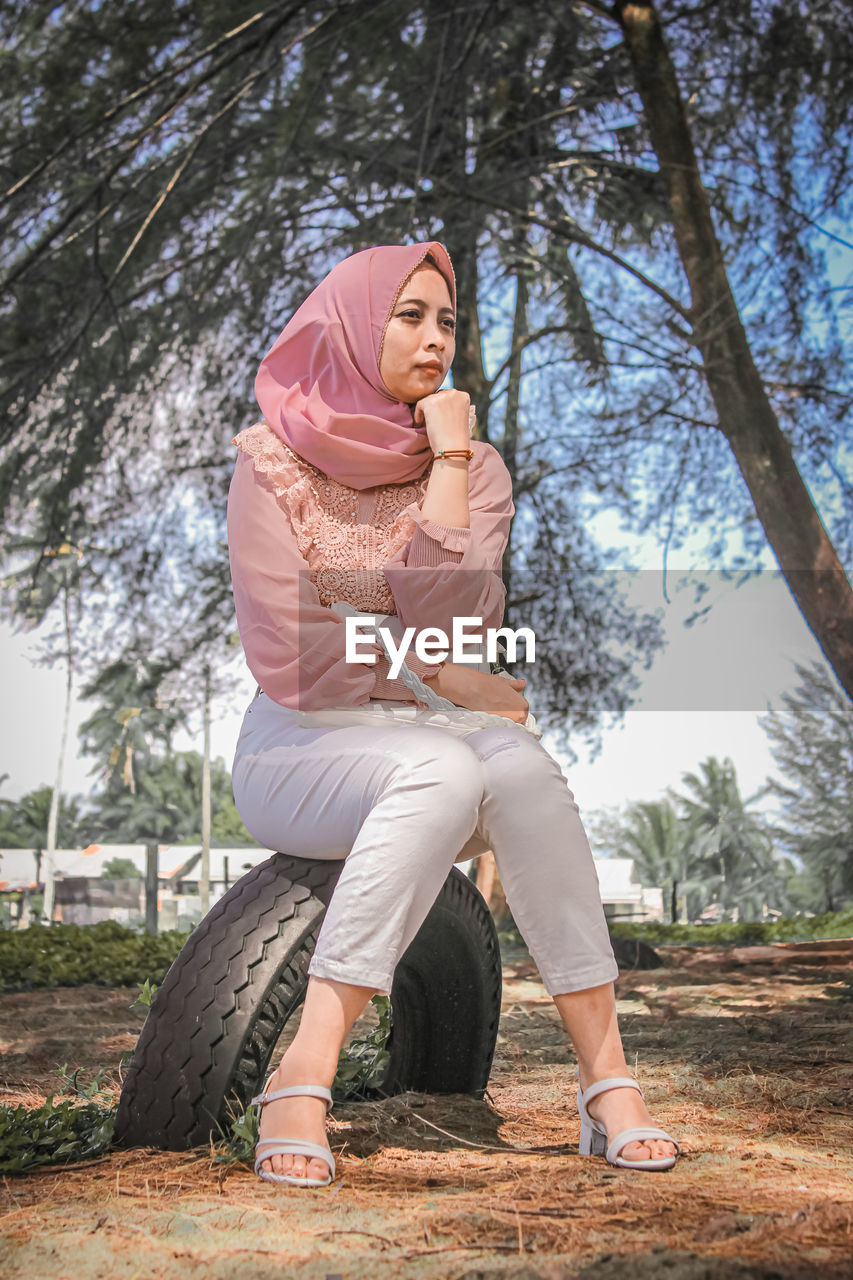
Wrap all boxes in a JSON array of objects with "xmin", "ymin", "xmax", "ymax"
[
  {"xmin": 423, "ymin": 662, "xmax": 529, "ymax": 723},
  {"xmin": 413, "ymin": 389, "xmax": 473, "ymax": 455}
]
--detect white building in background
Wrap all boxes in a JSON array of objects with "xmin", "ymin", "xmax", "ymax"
[
  {"xmin": 0, "ymin": 845, "xmax": 663, "ymax": 928},
  {"xmin": 0, "ymin": 843, "xmax": 274, "ymax": 930},
  {"xmin": 593, "ymin": 857, "xmax": 664, "ymax": 923}
]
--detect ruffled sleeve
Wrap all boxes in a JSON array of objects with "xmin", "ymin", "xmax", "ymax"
[
  {"xmin": 406, "ymin": 514, "xmax": 471, "ymax": 563},
  {"xmin": 382, "ymin": 441, "xmax": 513, "ymax": 639},
  {"xmin": 227, "ymin": 430, "xmax": 441, "ymax": 711}
]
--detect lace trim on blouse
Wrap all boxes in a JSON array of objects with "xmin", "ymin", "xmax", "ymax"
[{"xmin": 232, "ymin": 420, "xmax": 432, "ymax": 616}]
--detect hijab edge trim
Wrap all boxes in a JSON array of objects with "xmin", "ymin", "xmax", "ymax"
[{"xmin": 376, "ymin": 244, "xmax": 457, "ymax": 370}]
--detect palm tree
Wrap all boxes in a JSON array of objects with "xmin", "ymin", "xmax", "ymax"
[
  {"xmin": 672, "ymin": 757, "xmax": 786, "ymax": 921},
  {"xmin": 0, "ymin": 777, "xmax": 88, "ymax": 913},
  {"xmin": 597, "ymin": 798, "xmax": 710, "ymax": 924},
  {"xmin": 0, "ymin": 779, "xmax": 86, "ymax": 855},
  {"xmin": 86, "ymin": 748, "xmax": 256, "ymax": 847}
]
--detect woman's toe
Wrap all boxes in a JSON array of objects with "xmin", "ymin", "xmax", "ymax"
[
  {"xmin": 620, "ymin": 1137, "xmax": 676, "ymax": 1162},
  {"xmin": 648, "ymin": 1138, "xmax": 675, "ymax": 1158}
]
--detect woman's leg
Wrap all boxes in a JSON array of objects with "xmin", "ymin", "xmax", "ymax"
[
  {"xmin": 553, "ymin": 985, "xmax": 676, "ymax": 1161},
  {"xmin": 233, "ymin": 701, "xmax": 487, "ymax": 992},
  {"xmin": 231, "ymin": 698, "xmax": 489, "ymax": 1177},
  {"xmin": 461, "ymin": 724, "xmax": 676, "ymax": 1162},
  {"xmin": 259, "ymin": 976, "xmax": 376, "ymax": 1181}
]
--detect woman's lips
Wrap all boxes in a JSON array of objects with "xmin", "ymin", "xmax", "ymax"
[{"xmin": 417, "ymin": 362, "xmax": 443, "ymax": 374}]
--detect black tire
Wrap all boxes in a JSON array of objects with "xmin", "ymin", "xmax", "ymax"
[
  {"xmin": 115, "ymin": 854, "xmax": 501, "ymax": 1151},
  {"xmin": 384, "ymin": 865, "xmax": 502, "ymax": 1094}
]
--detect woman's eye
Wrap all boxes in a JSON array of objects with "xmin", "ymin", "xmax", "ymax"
[
  {"xmin": 441, "ymin": 318, "xmax": 457, "ymax": 331},
  {"xmin": 398, "ymin": 309, "xmax": 421, "ymax": 320}
]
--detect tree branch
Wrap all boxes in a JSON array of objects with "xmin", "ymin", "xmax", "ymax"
[{"xmin": 4, "ymin": 4, "xmax": 308, "ymax": 203}]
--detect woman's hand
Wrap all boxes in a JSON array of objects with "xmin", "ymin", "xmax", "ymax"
[
  {"xmin": 422, "ymin": 662, "xmax": 529, "ymax": 724},
  {"xmin": 413, "ymin": 388, "xmax": 472, "ymax": 455}
]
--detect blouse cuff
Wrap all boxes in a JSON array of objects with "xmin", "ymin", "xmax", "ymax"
[{"xmin": 404, "ymin": 507, "xmax": 471, "ymax": 566}]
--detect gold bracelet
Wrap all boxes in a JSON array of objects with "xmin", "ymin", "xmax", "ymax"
[{"xmin": 434, "ymin": 448, "xmax": 474, "ymax": 460}]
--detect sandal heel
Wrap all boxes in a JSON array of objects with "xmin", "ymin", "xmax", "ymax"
[
  {"xmin": 579, "ymin": 1119, "xmax": 606, "ymax": 1156},
  {"xmin": 577, "ymin": 1075, "xmax": 680, "ymax": 1171}
]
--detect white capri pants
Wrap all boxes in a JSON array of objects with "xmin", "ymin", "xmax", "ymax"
[{"xmin": 231, "ymin": 692, "xmax": 618, "ymax": 997}]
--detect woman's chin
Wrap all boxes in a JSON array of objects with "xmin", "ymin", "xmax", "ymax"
[{"xmin": 408, "ymin": 377, "xmax": 445, "ymax": 401}]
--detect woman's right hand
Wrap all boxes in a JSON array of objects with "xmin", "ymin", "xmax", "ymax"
[
  {"xmin": 422, "ymin": 662, "xmax": 529, "ymax": 724},
  {"xmin": 412, "ymin": 388, "xmax": 472, "ymax": 455}
]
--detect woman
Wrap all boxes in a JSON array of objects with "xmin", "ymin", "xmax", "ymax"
[{"xmin": 226, "ymin": 241, "xmax": 679, "ymax": 1187}]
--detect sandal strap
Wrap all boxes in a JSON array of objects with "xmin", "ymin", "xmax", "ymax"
[
  {"xmin": 606, "ymin": 1126, "xmax": 680, "ymax": 1166},
  {"xmin": 254, "ymin": 1139, "xmax": 335, "ymax": 1178},
  {"xmin": 580, "ymin": 1076, "xmax": 643, "ymax": 1107},
  {"xmin": 251, "ymin": 1084, "xmax": 333, "ymax": 1111},
  {"xmin": 577, "ymin": 1076, "xmax": 642, "ymax": 1128}
]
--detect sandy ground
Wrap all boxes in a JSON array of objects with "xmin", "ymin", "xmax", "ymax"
[{"xmin": 0, "ymin": 941, "xmax": 852, "ymax": 1279}]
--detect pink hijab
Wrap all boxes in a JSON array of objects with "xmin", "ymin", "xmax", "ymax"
[{"xmin": 255, "ymin": 241, "xmax": 456, "ymax": 489}]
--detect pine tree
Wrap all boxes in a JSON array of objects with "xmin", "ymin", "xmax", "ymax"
[
  {"xmin": 3, "ymin": 0, "xmax": 850, "ymax": 727},
  {"xmin": 761, "ymin": 662, "xmax": 853, "ymax": 910}
]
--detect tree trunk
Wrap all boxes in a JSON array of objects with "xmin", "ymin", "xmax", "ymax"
[
  {"xmin": 199, "ymin": 664, "xmax": 212, "ymax": 916},
  {"xmin": 18, "ymin": 890, "xmax": 32, "ymax": 930},
  {"xmin": 475, "ymin": 849, "xmax": 496, "ymax": 906},
  {"xmin": 670, "ymin": 878, "xmax": 678, "ymax": 925},
  {"xmin": 473, "ymin": 848, "xmax": 512, "ymax": 930},
  {"xmin": 42, "ymin": 574, "xmax": 74, "ymax": 922},
  {"xmin": 501, "ymin": 263, "xmax": 530, "ymax": 628},
  {"xmin": 145, "ymin": 843, "xmax": 159, "ymax": 935},
  {"xmin": 451, "ymin": 226, "xmax": 491, "ymax": 431},
  {"xmin": 615, "ymin": 0, "xmax": 853, "ymax": 701}
]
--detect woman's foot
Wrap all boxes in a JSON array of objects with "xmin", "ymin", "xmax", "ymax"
[
  {"xmin": 579, "ymin": 1077, "xmax": 677, "ymax": 1163},
  {"xmin": 256, "ymin": 1054, "xmax": 333, "ymax": 1183}
]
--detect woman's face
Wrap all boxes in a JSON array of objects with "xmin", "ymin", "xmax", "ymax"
[{"xmin": 379, "ymin": 263, "xmax": 456, "ymax": 404}]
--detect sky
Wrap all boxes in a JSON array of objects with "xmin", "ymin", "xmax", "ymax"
[{"xmin": 0, "ymin": 558, "xmax": 830, "ymax": 831}]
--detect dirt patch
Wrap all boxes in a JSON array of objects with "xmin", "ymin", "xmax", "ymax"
[
  {"xmin": 0, "ymin": 985, "xmax": 145, "ymax": 1098},
  {"xmin": 1, "ymin": 946, "xmax": 852, "ymax": 1279}
]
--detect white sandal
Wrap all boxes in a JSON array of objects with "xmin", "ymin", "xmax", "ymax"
[
  {"xmin": 252, "ymin": 1083, "xmax": 336, "ymax": 1187},
  {"xmin": 577, "ymin": 1076, "xmax": 680, "ymax": 1171}
]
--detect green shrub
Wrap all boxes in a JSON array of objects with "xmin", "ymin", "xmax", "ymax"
[
  {"xmin": 607, "ymin": 907, "xmax": 853, "ymax": 946},
  {"xmin": 0, "ymin": 1065, "xmax": 115, "ymax": 1173},
  {"xmin": 332, "ymin": 994, "xmax": 392, "ymax": 1101},
  {"xmin": 0, "ymin": 1097, "xmax": 115, "ymax": 1172},
  {"xmin": 0, "ymin": 921, "xmax": 188, "ymax": 991}
]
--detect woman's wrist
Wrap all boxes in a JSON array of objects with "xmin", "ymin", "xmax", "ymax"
[
  {"xmin": 432, "ymin": 447, "xmax": 473, "ymax": 461},
  {"xmin": 420, "ymin": 454, "xmax": 471, "ymax": 528},
  {"xmin": 420, "ymin": 660, "xmax": 467, "ymax": 705}
]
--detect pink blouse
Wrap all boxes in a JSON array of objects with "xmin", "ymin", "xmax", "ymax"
[{"xmin": 227, "ymin": 420, "xmax": 514, "ymax": 711}]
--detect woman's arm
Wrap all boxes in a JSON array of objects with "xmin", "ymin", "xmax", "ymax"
[
  {"xmin": 384, "ymin": 436, "xmax": 530, "ymax": 722},
  {"xmin": 413, "ymin": 389, "xmax": 474, "ymax": 529},
  {"xmin": 383, "ymin": 440, "xmax": 514, "ymax": 639},
  {"xmin": 227, "ymin": 451, "xmax": 441, "ymax": 711}
]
